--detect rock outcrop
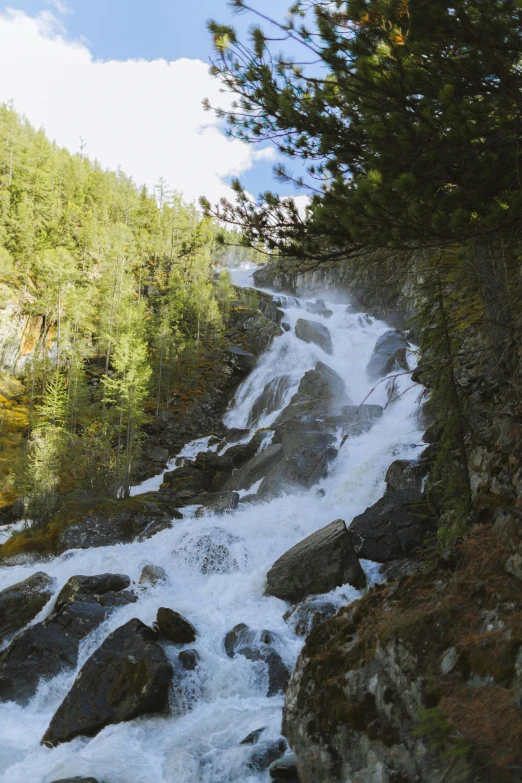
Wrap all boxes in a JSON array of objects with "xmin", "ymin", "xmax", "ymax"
[
  {"xmin": 266, "ymin": 520, "xmax": 366, "ymax": 602},
  {"xmin": 349, "ymin": 489, "xmax": 435, "ymax": 562},
  {"xmin": 42, "ymin": 619, "xmax": 173, "ymax": 746},
  {"xmin": 0, "ymin": 571, "xmax": 55, "ymax": 643},
  {"xmin": 295, "ymin": 318, "xmax": 333, "ymax": 354}
]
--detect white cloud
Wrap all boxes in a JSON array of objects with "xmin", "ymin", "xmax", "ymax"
[
  {"xmin": 0, "ymin": 9, "xmax": 275, "ymax": 205},
  {"xmin": 44, "ymin": 0, "xmax": 71, "ymax": 15}
]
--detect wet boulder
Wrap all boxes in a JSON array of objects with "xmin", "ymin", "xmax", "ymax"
[
  {"xmin": 283, "ymin": 597, "xmax": 338, "ymax": 637},
  {"xmin": 0, "ymin": 571, "xmax": 55, "ymax": 644},
  {"xmin": 139, "ymin": 564, "xmax": 169, "ymax": 587},
  {"xmin": 269, "ymin": 752, "xmax": 301, "ymax": 781},
  {"xmin": 195, "ymin": 491, "xmax": 240, "ymax": 518},
  {"xmin": 179, "ymin": 649, "xmax": 199, "ymax": 671},
  {"xmin": 224, "ymin": 431, "xmax": 265, "ymax": 466},
  {"xmin": 247, "ymin": 375, "xmax": 293, "ymax": 428},
  {"xmin": 0, "ymin": 573, "xmax": 135, "ymax": 705},
  {"xmin": 295, "ymin": 319, "xmax": 333, "ymax": 354},
  {"xmin": 156, "ymin": 607, "xmax": 197, "ymax": 644},
  {"xmin": 225, "ymin": 427, "xmax": 250, "ymax": 443},
  {"xmin": 247, "ymin": 739, "xmax": 287, "ymax": 772},
  {"xmin": 366, "ymin": 330, "xmax": 409, "ymax": 380},
  {"xmin": 338, "ymin": 404, "xmax": 383, "ymax": 436},
  {"xmin": 162, "ymin": 451, "xmax": 234, "ymax": 503},
  {"xmin": 349, "ymin": 489, "xmax": 435, "ymax": 562},
  {"xmin": 223, "ymin": 443, "xmax": 284, "ymax": 493},
  {"xmin": 42, "ymin": 619, "xmax": 173, "ymax": 747},
  {"xmin": 50, "ymin": 778, "xmax": 100, "ymax": 783},
  {"xmin": 306, "ymin": 298, "xmax": 333, "ymax": 319},
  {"xmin": 257, "ymin": 432, "xmax": 338, "ymax": 500},
  {"xmin": 224, "ymin": 624, "xmax": 290, "ymax": 697},
  {"xmin": 274, "ymin": 362, "xmax": 350, "ymax": 426},
  {"xmin": 266, "ymin": 520, "xmax": 367, "ymax": 603},
  {"xmin": 385, "ymin": 459, "xmax": 427, "ymax": 493}
]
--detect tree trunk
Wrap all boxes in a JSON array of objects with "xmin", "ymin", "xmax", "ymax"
[{"xmin": 472, "ymin": 239, "xmax": 514, "ymax": 377}]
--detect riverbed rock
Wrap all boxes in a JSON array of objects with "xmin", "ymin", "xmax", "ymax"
[
  {"xmin": 0, "ymin": 573, "xmax": 135, "ymax": 705},
  {"xmin": 295, "ymin": 318, "xmax": 333, "ymax": 354},
  {"xmin": 139, "ymin": 564, "xmax": 169, "ymax": 587},
  {"xmin": 266, "ymin": 520, "xmax": 366, "ymax": 602},
  {"xmin": 42, "ymin": 619, "xmax": 173, "ymax": 747},
  {"xmin": 349, "ymin": 489, "xmax": 435, "ymax": 562},
  {"xmin": 156, "ymin": 608, "xmax": 197, "ymax": 644},
  {"xmin": 385, "ymin": 458, "xmax": 427, "ymax": 493},
  {"xmin": 195, "ymin": 491, "xmax": 240, "ymax": 517},
  {"xmin": 337, "ymin": 403, "xmax": 383, "ymax": 436},
  {"xmin": 179, "ymin": 649, "xmax": 199, "ymax": 671},
  {"xmin": 306, "ymin": 298, "xmax": 333, "ymax": 319},
  {"xmin": 223, "ymin": 443, "xmax": 284, "ymax": 493},
  {"xmin": 224, "ymin": 623, "xmax": 290, "ymax": 696},
  {"xmin": 50, "ymin": 778, "xmax": 100, "ymax": 783},
  {"xmin": 247, "ymin": 738, "xmax": 287, "ymax": 772},
  {"xmin": 366, "ymin": 329, "xmax": 409, "ymax": 380},
  {"xmin": 283, "ymin": 597, "xmax": 338, "ymax": 637},
  {"xmin": 274, "ymin": 362, "xmax": 350, "ymax": 425},
  {"xmin": 0, "ymin": 571, "xmax": 55, "ymax": 643},
  {"xmin": 224, "ymin": 431, "xmax": 264, "ymax": 466},
  {"xmin": 269, "ymin": 752, "xmax": 301, "ymax": 781},
  {"xmin": 257, "ymin": 432, "xmax": 338, "ymax": 499},
  {"xmin": 247, "ymin": 375, "xmax": 293, "ymax": 427},
  {"xmin": 57, "ymin": 503, "xmax": 176, "ymax": 551},
  {"xmin": 162, "ymin": 452, "xmax": 234, "ymax": 504}
]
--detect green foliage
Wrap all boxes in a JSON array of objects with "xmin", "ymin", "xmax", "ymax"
[
  {"xmin": 413, "ymin": 707, "xmax": 470, "ymax": 763},
  {"xmin": 0, "ymin": 103, "xmax": 245, "ymax": 509}
]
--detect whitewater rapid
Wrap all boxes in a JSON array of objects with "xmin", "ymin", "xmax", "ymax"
[{"xmin": 0, "ymin": 266, "xmax": 424, "ymax": 783}]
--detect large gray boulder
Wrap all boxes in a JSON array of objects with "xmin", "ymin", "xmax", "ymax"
[
  {"xmin": 366, "ymin": 330, "xmax": 409, "ymax": 380},
  {"xmin": 266, "ymin": 520, "xmax": 366, "ymax": 602},
  {"xmin": 349, "ymin": 489, "xmax": 435, "ymax": 562},
  {"xmin": 227, "ymin": 346, "xmax": 257, "ymax": 376},
  {"xmin": 0, "ymin": 571, "xmax": 55, "ymax": 644},
  {"xmin": 42, "ymin": 619, "xmax": 173, "ymax": 746},
  {"xmin": 0, "ymin": 573, "xmax": 135, "ymax": 705},
  {"xmin": 295, "ymin": 319, "xmax": 333, "ymax": 354}
]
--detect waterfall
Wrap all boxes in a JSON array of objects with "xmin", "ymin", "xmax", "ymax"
[{"xmin": 0, "ymin": 265, "xmax": 424, "ymax": 783}]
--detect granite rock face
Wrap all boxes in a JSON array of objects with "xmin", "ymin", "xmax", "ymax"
[{"xmin": 266, "ymin": 520, "xmax": 366, "ymax": 602}]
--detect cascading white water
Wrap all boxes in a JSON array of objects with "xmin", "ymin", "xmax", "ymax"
[{"xmin": 0, "ymin": 265, "xmax": 424, "ymax": 783}]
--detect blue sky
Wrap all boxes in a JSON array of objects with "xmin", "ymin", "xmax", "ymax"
[{"xmin": 0, "ymin": 0, "xmax": 303, "ymax": 204}]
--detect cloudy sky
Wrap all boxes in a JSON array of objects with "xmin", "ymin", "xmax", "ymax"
[{"xmin": 0, "ymin": 0, "xmax": 302, "ymax": 206}]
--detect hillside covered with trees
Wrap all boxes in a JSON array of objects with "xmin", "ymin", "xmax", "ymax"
[{"xmin": 0, "ymin": 102, "xmax": 259, "ymax": 524}]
